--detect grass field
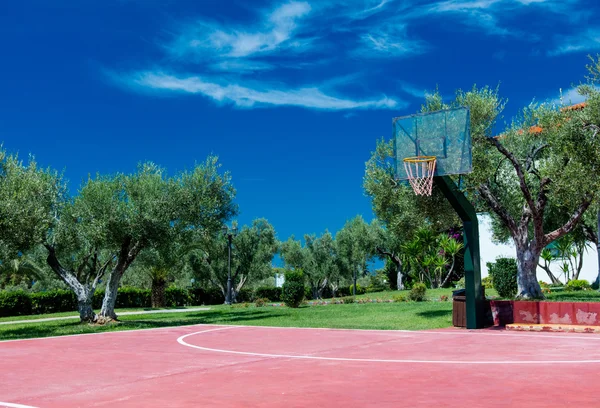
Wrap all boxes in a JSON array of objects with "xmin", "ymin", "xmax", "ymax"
[
  {"xmin": 0, "ymin": 301, "xmax": 454, "ymax": 341},
  {"xmin": 0, "ymin": 306, "xmax": 196, "ymax": 323},
  {"xmin": 2, "ymin": 286, "xmax": 599, "ymax": 341}
]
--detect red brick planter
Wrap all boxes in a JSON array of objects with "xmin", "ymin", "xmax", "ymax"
[{"xmin": 490, "ymin": 300, "xmax": 600, "ymax": 327}]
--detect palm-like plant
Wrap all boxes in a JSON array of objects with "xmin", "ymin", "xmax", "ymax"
[
  {"xmin": 438, "ymin": 234, "xmax": 464, "ymax": 287},
  {"xmin": 538, "ymin": 248, "xmax": 561, "ymax": 285}
]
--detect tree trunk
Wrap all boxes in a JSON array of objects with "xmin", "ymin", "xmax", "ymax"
[
  {"xmin": 596, "ymin": 209, "xmax": 600, "ymax": 290},
  {"xmin": 516, "ymin": 246, "xmax": 544, "ymax": 299},
  {"xmin": 397, "ymin": 266, "xmax": 404, "ymax": 291},
  {"xmin": 99, "ymin": 270, "xmax": 122, "ymax": 321},
  {"xmin": 330, "ymin": 282, "xmax": 338, "ymax": 298},
  {"xmin": 539, "ymin": 264, "xmax": 561, "ymax": 285},
  {"xmin": 595, "ymin": 240, "xmax": 600, "ymax": 289},
  {"xmin": 574, "ymin": 245, "xmax": 584, "ymax": 281},
  {"xmin": 98, "ymin": 238, "xmax": 141, "ymax": 321},
  {"xmin": 151, "ymin": 277, "xmax": 167, "ymax": 308},
  {"xmin": 44, "ymin": 245, "xmax": 98, "ymax": 322},
  {"xmin": 78, "ymin": 296, "xmax": 96, "ymax": 322},
  {"xmin": 316, "ymin": 278, "xmax": 328, "ymax": 299}
]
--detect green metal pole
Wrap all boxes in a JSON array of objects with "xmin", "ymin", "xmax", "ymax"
[{"xmin": 434, "ymin": 176, "xmax": 484, "ymax": 329}]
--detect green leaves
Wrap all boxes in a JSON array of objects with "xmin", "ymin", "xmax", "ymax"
[
  {"xmin": 55, "ymin": 156, "xmax": 237, "ymax": 257},
  {"xmin": 0, "ymin": 148, "xmax": 64, "ymax": 256},
  {"xmin": 191, "ymin": 218, "xmax": 278, "ymax": 293}
]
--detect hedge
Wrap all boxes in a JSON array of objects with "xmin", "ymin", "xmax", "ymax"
[
  {"xmin": 0, "ymin": 285, "xmax": 294, "ymax": 318},
  {"xmin": 254, "ymin": 287, "xmax": 282, "ymax": 302}
]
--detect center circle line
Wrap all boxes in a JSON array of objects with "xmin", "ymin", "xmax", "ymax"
[{"xmin": 176, "ymin": 326, "xmax": 600, "ymax": 365}]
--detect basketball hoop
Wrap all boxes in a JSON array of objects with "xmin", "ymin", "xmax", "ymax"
[{"xmin": 403, "ymin": 156, "xmax": 436, "ymax": 196}]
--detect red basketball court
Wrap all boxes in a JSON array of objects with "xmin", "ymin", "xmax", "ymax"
[{"xmin": 1, "ymin": 324, "xmax": 599, "ymax": 407}]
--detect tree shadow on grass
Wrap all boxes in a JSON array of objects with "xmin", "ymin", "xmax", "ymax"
[
  {"xmin": 416, "ymin": 310, "xmax": 452, "ymax": 318},
  {"xmin": 0, "ymin": 309, "xmax": 291, "ymax": 341},
  {"xmin": 122, "ymin": 308, "xmax": 288, "ymax": 327},
  {"xmin": 0, "ymin": 321, "xmax": 108, "ymax": 340}
]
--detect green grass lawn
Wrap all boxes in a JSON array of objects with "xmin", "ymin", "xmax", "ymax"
[
  {"xmin": 0, "ymin": 306, "xmax": 198, "ymax": 323},
  {"xmin": 544, "ymin": 290, "xmax": 600, "ymax": 302},
  {"xmin": 0, "ymin": 301, "xmax": 454, "ymax": 341},
  {"xmin": 338, "ymin": 287, "xmax": 498, "ymax": 301},
  {"xmin": 3, "ymin": 286, "xmax": 596, "ymax": 342}
]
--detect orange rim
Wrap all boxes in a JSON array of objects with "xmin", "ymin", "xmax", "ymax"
[{"xmin": 402, "ymin": 156, "xmax": 436, "ymax": 163}]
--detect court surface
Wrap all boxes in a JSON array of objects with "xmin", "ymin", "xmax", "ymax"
[{"xmin": 1, "ymin": 324, "xmax": 599, "ymax": 407}]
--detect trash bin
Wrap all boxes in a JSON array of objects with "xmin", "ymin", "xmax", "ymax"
[{"xmin": 452, "ymin": 289, "xmax": 466, "ymax": 328}]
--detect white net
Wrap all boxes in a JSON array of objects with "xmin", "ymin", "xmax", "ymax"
[{"xmin": 403, "ymin": 156, "xmax": 436, "ymax": 196}]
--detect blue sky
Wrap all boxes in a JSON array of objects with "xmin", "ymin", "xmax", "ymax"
[{"xmin": 1, "ymin": 0, "xmax": 599, "ymax": 244}]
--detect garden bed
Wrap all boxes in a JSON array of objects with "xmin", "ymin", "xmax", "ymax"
[{"xmin": 490, "ymin": 300, "xmax": 600, "ymax": 327}]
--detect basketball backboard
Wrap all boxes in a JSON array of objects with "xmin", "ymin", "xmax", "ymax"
[{"xmin": 393, "ymin": 107, "xmax": 472, "ymax": 181}]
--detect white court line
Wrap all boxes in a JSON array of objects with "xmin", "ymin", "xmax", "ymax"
[
  {"xmin": 0, "ymin": 401, "xmax": 39, "ymax": 408},
  {"xmin": 177, "ymin": 326, "xmax": 600, "ymax": 364},
  {"xmin": 3, "ymin": 321, "xmax": 600, "ymax": 344}
]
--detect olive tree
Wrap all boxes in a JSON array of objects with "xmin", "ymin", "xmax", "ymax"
[
  {"xmin": 335, "ymin": 216, "xmax": 379, "ymax": 296},
  {"xmin": 280, "ymin": 231, "xmax": 340, "ymax": 299},
  {"xmin": 420, "ymin": 77, "xmax": 600, "ymax": 298},
  {"xmin": 0, "ymin": 148, "xmax": 63, "ymax": 259},
  {"xmin": 45, "ymin": 157, "xmax": 236, "ymax": 321},
  {"xmin": 193, "ymin": 218, "xmax": 278, "ymax": 302}
]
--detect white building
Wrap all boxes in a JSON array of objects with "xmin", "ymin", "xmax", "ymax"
[{"xmin": 478, "ymin": 214, "xmax": 598, "ymax": 283}]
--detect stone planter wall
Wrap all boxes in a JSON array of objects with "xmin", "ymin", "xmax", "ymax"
[{"xmin": 490, "ymin": 300, "xmax": 600, "ymax": 327}]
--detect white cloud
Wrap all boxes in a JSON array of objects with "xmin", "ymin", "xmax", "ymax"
[
  {"xmin": 551, "ymin": 86, "xmax": 599, "ymax": 105},
  {"xmin": 431, "ymin": 0, "xmax": 501, "ymax": 12},
  {"xmin": 130, "ymin": 72, "xmax": 401, "ymax": 110},
  {"xmin": 427, "ymin": 0, "xmax": 512, "ymax": 36},
  {"xmin": 425, "ymin": 0, "xmax": 581, "ymax": 37},
  {"xmin": 549, "ymin": 29, "xmax": 600, "ymax": 56},
  {"xmin": 169, "ymin": 1, "xmax": 311, "ymax": 60},
  {"xmin": 349, "ymin": 0, "xmax": 394, "ymax": 19},
  {"xmin": 357, "ymin": 24, "xmax": 427, "ymax": 57},
  {"xmin": 397, "ymin": 81, "xmax": 427, "ymax": 99},
  {"xmin": 208, "ymin": 60, "xmax": 274, "ymax": 73}
]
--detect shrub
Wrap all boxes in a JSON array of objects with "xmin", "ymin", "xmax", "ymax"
[
  {"xmin": 31, "ymin": 290, "xmax": 76, "ymax": 314},
  {"xmin": 565, "ymin": 279, "xmax": 591, "ymax": 292},
  {"xmin": 93, "ymin": 290, "xmax": 105, "ymax": 309},
  {"xmin": 0, "ymin": 291, "xmax": 32, "ymax": 317},
  {"xmin": 254, "ymin": 287, "xmax": 282, "ymax": 302},
  {"xmin": 165, "ymin": 287, "xmax": 189, "ymax": 307},
  {"xmin": 304, "ymin": 286, "xmax": 313, "ymax": 300},
  {"xmin": 454, "ymin": 278, "xmax": 465, "ymax": 289},
  {"xmin": 348, "ymin": 284, "xmax": 366, "ymax": 295},
  {"xmin": 115, "ymin": 287, "xmax": 151, "ymax": 308},
  {"xmin": 487, "ymin": 257, "xmax": 518, "ymax": 299},
  {"xmin": 482, "ymin": 276, "xmax": 493, "ymax": 289},
  {"xmin": 188, "ymin": 287, "xmax": 225, "ymax": 305},
  {"xmin": 365, "ymin": 275, "xmax": 387, "ymax": 293},
  {"xmin": 341, "ymin": 296, "xmax": 355, "ymax": 304},
  {"xmin": 281, "ymin": 270, "xmax": 305, "ymax": 308},
  {"xmin": 254, "ymin": 297, "xmax": 269, "ymax": 307},
  {"xmin": 392, "ymin": 294, "xmax": 405, "ymax": 303},
  {"xmin": 408, "ymin": 283, "xmax": 427, "ymax": 302},
  {"xmin": 236, "ymin": 288, "xmax": 253, "ymax": 303}
]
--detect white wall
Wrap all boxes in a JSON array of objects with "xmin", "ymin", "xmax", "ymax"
[{"xmin": 478, "ymin": 214, "xmax": 599, "ymax": 283}]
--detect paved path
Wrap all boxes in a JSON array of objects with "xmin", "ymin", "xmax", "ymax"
[{"xmin": 0, "ymin": 307, "xmax": 211, "ymax": 325}]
